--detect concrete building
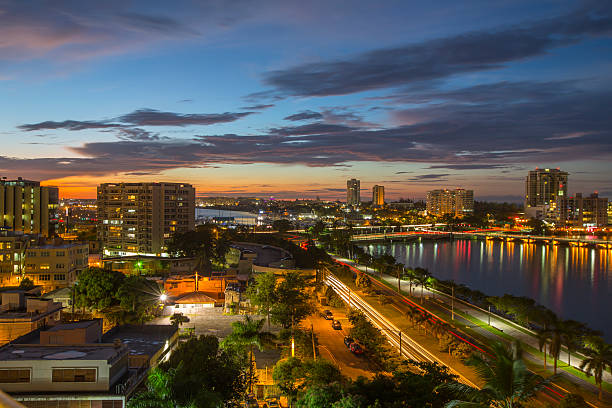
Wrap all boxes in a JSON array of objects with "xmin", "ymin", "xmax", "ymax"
[
  {"xmin": 4, "ymin": 321, "xmax": 178, "ymax": 407},
  {"xmin": 0, "ymin": 292, "xmax": 62, "ymax": 345},
  {"xmin": 0, "ymin": 178, "xmax": 59, "ymax": 237},
  {"xmin": 97, "ymin": 182, "xmax": 195, "ymax": 257},
  {"xmin": 346, "ymin": 179, "xmax": 360, "ymax": 206},
  {"xmin": 372, "ymin": 185, "xmax": 384, "ymax": 207},
  {"xmin": 525, "ymin": 168, "xmax": 568, "ymax": 219},
  {"xmin": 24, "ymin": 241, "xmax": 88, "ymax": 292},
  {"xmin": 556, "ymin": 192, "xmax": 609, "ymax": 227},
  {"xmin": 426, "ymin": 188, "xmax": 474, "ymax": 217},
  {"xmin": 0, "ymin": 232, "xmax": 38, "ymax": 287}
]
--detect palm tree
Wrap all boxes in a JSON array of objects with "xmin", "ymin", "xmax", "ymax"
[
  {"xmin": 128, "ymin": 367, "xmax": 176, "ymax": 408},
  {"xmin": 221, "ymin": 315, "xmax": 276, "ymax": 393},
  {"xmin": 579, "ymin": 338, "xmax": 612, "ymax": 401},
  {"xmin": 561, "ymin": 320, "xmax": 586, "ymax": 367},
  {"xmin": 536, "ymin": 329, "xmax": 550, "ymax": 369},
  {"xmin": 440, "ymin": 341, "xmax": 551, "ymax": 408},
  {"xmin": 413, "ymin": 269, "xmax": 432, "ymax": 304},
  {"xmin": 404, "ymin": 267, "xmax": 417, "ymax": 296},
  {"xmin": 537, "ymin": 313, "xmax": 564, "ymax": 374}
]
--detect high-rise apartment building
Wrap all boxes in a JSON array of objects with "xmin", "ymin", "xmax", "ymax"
[
  {"xmin": 346, "ymin": 179, "xmax": 360, "ymax": 206},
  {"xmin": 556, "ymin": 193, "xmax": 608, "ymax": 227},
  {"xmin": 426, "ymin": 188, "xmax": 474, "ymax": 217},
  {"xmin": 0, "ymin": 178, "xmax": 58, "ymax": 237},
  {"xmin": 97, "ymin": 182, "xmax": 195, "ymax": 257},
  {"xmin": 372, "ymin": 185, "xmax": 384, "ymax": 207},
  {"xmin": 525, "ymin": 168, "xmax": 568, "ymax": 208}
]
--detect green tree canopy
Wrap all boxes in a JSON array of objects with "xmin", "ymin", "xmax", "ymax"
[
  {"xmin": 270, "ymin": 271, "xmax": 312, "ymax": 328},
  {"xmin": 273, "ymin": 219, "xmax": 294, "ymax": 233},
  {"xmin": 246, "ymin": 272, "xmax": 277, "ymax": 329},
  {"xmin": 74, "ymin": 267, "xmax": 124, "ymax": 311},
  {"xmin": 116, "ymin": 275, "xmax": 161, "ymax": 323},
  {"xmin": 18, "ymin": 277, "xmax": 34, "ymax": 290}
]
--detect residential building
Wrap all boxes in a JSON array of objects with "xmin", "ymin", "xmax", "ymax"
[
  {"xmin": 97, "ymin": 182, "xmax": 195, "ymax": 257},
  {"xmin": 0, "ymin": 292, "xmax": 62, "ymax": 345},
  {"xmin": 0, "ymin": 178, "xmax": 59, "ymax": 237},
  {"xmin": 608, "ymin": 201, "xmax": 612, "ymax": 225},
  {"xmin": 525, "ymin": 168, "xmax": 568, "ymax": 218},
  {"xmin": 426, "ymin": 188, "xmax": 474, "ymax": 217},
  {"xmin": 0, "ymin": 232, "xmax": 37, "ymax": 287},
  {"xmin": 555, "ymin": 192, "xmax": 609, "ymax": 227},
  {"xmin": 4, "ymin": 321, "xmax": 178, "ymax": 407},
  {"xmin": 24, "ymin": 240, "xmax": 88, "ymax": 292},
  {"xmin": 346, "ymin": 179, "xmax": 360, "ymax": 206},
  {"xmin": 372, "ymin": 185, "xmax": 384, "ymax": 207}
]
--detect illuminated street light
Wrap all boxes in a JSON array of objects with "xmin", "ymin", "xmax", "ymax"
[{"xmin": 160, "ymin": 294, "xmax": 167, "ymax": 302}]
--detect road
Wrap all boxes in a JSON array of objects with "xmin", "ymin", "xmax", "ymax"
[
  {"xmin": 305, "ymin": 310, "xmax": 373, "ymax": 380},
  {"xmin": 332, "ymin": 256, "xmax": 611, "ymax": 406}
]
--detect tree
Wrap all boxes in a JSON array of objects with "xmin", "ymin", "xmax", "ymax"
[
  {"xmin": 561, "ymin": 320, "xmax": 587, "ymax": 367},
  {"xmin": 579, "ymin": 337, "xmax": 612, "ymax": 401},
  {"xmin": 273, "ymin": 219, "xmax": 294, "ymax": 233},
  {"xmin": 440, "ymin": 341, "xmax": 551, "ymax": 408},
  {"xmin": 355, "ymin": 272, "xmax": 371, "ymax": 289},
  {"xmin": 273, "ymin": 357, "xmax": 304, "ymax": 405},
  {"xmin": 127, "ymin": 367, "xmax": 176, "ymax": 408},
  {"xmin": 536, "ymin": 312, "xmax": 564, "ymax": 374},
  {"xmin": 18, "ymin": 277, "xmax": 34, "ymax": 290},
  {"xmin": 169, "ymin": 313, "xmax": 189, "ymax": 328},
  {"xmin": 74, "ymin": 268, "xmax": 124, "ymax": 311},
  {"xmin": 221, "ymin": 315, "xmax": 275, "ymax": 393},
  {"xmin": 246, "ymin": 272, "xmax": 277, "ymax": 329},
  {"xmin": 413, "ymin": 268, "xmax": 432, "ymax": 304},
  {"xmin": 274, "ymin": 357, "xmax": 344, "ymax": 406},
  {"xmin": 271, "ymin": 272, "xmax": 312, "ymax": 328},
  {"xmin": 559, "ymin": 394, "xmax": 589, "ymax": 408},
  {"xmin": 159, "ymin": 335, "xmax": 247, "ymax": 407},
  {"xmin": 116, "ymin": 275, "xmax": 161, "ymax": 323}
]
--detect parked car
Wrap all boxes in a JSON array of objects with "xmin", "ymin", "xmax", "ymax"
[
  {"xmin": 350, "ymin": 342, "xmax": 364, "ymax": 355},
  {"xmin": 344, "ymin": 336, "xmax": 354, "ymax": 348},
  {"xmin": 331, "ymin": 320, "xmax": 342, "ymax": 330},
  {"xmin": 321, "ymin": 310, "xmax": 333, "ymax": 320},
  {"xmin": 264, "ymin": 398, "xmax": 281, "ymax": 408}
]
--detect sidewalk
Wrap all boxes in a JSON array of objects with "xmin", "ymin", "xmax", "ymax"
[{"xmin": 332, "ymin": 255, "xmax": 612, "ymax": 404}]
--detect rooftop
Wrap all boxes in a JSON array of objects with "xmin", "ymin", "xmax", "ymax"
[
  {"xmin": 0, "ymin": 344, "xmax": 124, "ymax": 361},
  {"xmin": 47, "ymin": 319, "xmax": 100, "ymax": 332},
  {"xmin": 174, "ymin": 291, "xmax": 216, "ymax": 304},
  {"xmin": 101, "ymin": 325, "xmax": 177, "ymax": 357}
]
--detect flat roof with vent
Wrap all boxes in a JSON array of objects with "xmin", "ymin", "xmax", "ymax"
[{"xmin": 0, "ymin": 344, "xmax": 124, "ymax": 361}]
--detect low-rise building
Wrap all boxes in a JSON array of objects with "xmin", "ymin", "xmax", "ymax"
[
  {"xmin": 0, "ymin": 292, "xmax": 62, "ymax": 345},
  {"xmin": 5, "ymin": 320, "xmax": 178, "ymax": 407},
  {"xmin": 0, "ymin": 232, "xmax": 38, "ymax": 287},
  {"xmin": 24, "ymin": 241, "xmax": 88, "ymax": 292}
]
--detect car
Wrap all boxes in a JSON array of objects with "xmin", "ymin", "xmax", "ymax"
[
  {"xmin": 343, "ymin": 336, "xmax": 354, "ymax": 347},
  {"xmin": 321, "ymin": 310, "xmax": 333, "ymax": 320},
  {"xmin": 350, "ymin": 342, "xmax": 364, "ymax": 355},
  {"xmin": 264, "ymin": 398, "xmax": 281, "ymax": 408},
  {"xmin": 331, "ymin": 320, "xmax": 342, "ymax": 330}
]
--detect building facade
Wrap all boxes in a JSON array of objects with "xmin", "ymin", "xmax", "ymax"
[
  {"xmin": 525, "ymin": 168, "xmax": 568, "ymax": 218},
  {"xmin": 0, "ymin": 292, "xmax": 62, "ymax": 345},
  {"xmin": 555, "ymin": 193, "xmax": 609, "ymax": 227},
  {"xmin": 0, "ymin": 232, "xmax": 37, "ymax": 287},
  {"xmin": 372, "ymin": 185, "xmax": 384, "ymax": 207},
  {"xmin": 0, "ymin": 178, "xmax": 58, "ymax": 237},
  {"xmin": 97, "ymin": 183, "xmax": 195, "ymax": 257},
  {"xmin": 24, "ymin": 241, "xmax": 88, "ymax": 292},
  {"xmin": 426, "ymin": 188, "xmax": 474, "ymax": 217},
  {"xmin": 346, "ymin": 179, "xmax": 360, "ymax": 206}
]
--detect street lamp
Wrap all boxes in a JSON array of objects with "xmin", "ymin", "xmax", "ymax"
[{"xmin": 160, "ymin": 294, "xmax": 167, "ymax": 302}]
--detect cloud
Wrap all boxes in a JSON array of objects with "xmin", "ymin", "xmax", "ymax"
[
  {"xmin": 428, "ymin": 164, "xmax": 507, "ymax": 170},
  {"xmin": 409, "ymin": 174, "xmax": 450, "ymax": 180},
  {"xmin": 18, "ymin": 120, "xmax": 120, "ymax": 131},
  {"xmin": 284, "ymin": 110, "xmax": 323, "ymax": 121},
  {"xmin": 118, "ymin": 109, "xmax": 255, "ymax": 127},
  {"xmin": 395, "ymin": 171, "xmax": 413, "ymax": 174},
  {"xmin": 240, "ymin": 104, "xmax": 275, "ymax": 110},
  {"xmin": 268, "ymin": 122, "xmax": 354, "ymax": 136},
  {"xmin": 262, "ymin": 6, "xmax": 612, "ymax": 97}
]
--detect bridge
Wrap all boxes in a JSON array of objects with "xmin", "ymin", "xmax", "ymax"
[{"xmin": 349, "ymin": 229, "xmax": 612, "ymax": 249}]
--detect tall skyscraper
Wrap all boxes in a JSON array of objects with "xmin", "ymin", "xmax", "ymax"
[
  {"xmin": 426, "ymin": 188, "xmax": 474, "ymax": 217},
  {"xmin": 346, "ymin": 179, "xmax": 360, "ymax": 206},
  {"xmin": 97, "ymin": 182, "xmax": 195, "ymax": 257},
  {"xmin": 525, "ymin": 168, "xmax": 568, "ymax": 208},
  {"xmin": 372, "ymin": 185, "xmax": 384, "ymax": 207},
  {"xmin": 0, "ymin": 178, "xmax": 58, "ymax": 237}
]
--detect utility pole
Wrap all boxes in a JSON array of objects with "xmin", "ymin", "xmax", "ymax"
[
  {"xmin": 291, "ymin": 308, "xmax": 295, "ymax": 358},
  {"xmin": 311, "ymin": 323, "xmax": 316, "ymax": 360},
  {"xmin": 399, "ymin": 330, "xmax": 402, "ymax": 357},
  {"xmin": 451, "ymin": 285, "xmax": 455, "ymax": 321}
]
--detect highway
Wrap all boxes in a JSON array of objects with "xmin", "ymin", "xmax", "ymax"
[{"xmin": 324, "ymin": 271, "xmax": 481, "ymax": 389}]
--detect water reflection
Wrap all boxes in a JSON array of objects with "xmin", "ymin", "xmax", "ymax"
[{"xmin": 366, "ymin": 239, "xmax": 612, "ymax": 341}]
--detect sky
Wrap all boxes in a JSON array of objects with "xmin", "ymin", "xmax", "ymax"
[{"xmin": 1, "ymin": 0, "xmax": 611, "ymax": 201}]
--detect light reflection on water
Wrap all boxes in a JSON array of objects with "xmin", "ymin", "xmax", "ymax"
[{"xmin": 366, "ymin": 240, "xmax": 612, "ymax": 341}]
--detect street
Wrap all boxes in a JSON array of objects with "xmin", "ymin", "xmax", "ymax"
[{"xmin": 305, "ymin": 309, "xmax": 374, "ymax": 380}]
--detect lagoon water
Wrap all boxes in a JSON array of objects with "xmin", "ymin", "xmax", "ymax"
[{"xmin": 365, "ymin": 240, "xmax": 612, "ymax": 341}]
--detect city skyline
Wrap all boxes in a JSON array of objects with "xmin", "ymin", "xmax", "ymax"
[{"xmin": 1, "ymin": 1, "xmax": 612, "ymax": 200}]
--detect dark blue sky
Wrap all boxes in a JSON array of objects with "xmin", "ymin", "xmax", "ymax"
[{"xmin": 1, "ymin": 0, "xmax": 611, "ymax": 200}]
